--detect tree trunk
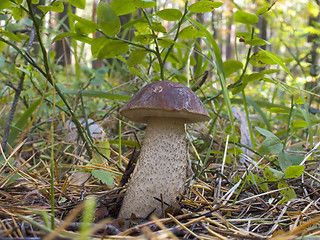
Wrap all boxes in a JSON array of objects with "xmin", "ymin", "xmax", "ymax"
[{"xmin": 54, "ymin": 2, "xmax": 74, "ymax": 66}]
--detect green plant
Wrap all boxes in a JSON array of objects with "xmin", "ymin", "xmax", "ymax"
[{"xmin": 1, "ymin": 0, "xmax": 320, "ymax": 237}]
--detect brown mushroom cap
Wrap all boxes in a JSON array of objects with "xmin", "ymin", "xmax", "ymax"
[{"xmin": 120, "ymin": 81, "xmax": 210, "ymax": 123}]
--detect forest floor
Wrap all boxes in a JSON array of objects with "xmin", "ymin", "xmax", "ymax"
[{"xmin": 0, "ymin": 117, "xmax": 320, "ymax": 240}]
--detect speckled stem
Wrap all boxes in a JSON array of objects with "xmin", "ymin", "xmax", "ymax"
[{"xmin": 118, "ymin": 117, "xmax": 188, "ymax": 219}]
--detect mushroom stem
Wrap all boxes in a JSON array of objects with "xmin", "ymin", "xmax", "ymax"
[{"xmin": 118, "ymin": 117, "xmax": 188, "ymax": 219}]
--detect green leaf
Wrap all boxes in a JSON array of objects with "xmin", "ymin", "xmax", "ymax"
[
  {"xmin": 52, "ymin": 32, "xmax": 92, "ymax": 44},
  {"xmin": 291, "ymin": 120, "xmax": 308, "ymax": 128},
  {"xmin": 256, "ymin": 127, "xmax": 277, "ymax": 138},
  {"xmin": 161, "ymin": 50, "xmax": 179, "ymax": 64},
  {"xmin": 261, "ymin": 69, "xmax": 279, "ymax": 75},
  {"xmin": 16, "ymin": 66, "xmax": 31, "ymax": 76},
  {"xmin": 129, "ymin": 67, "xmax": 144, "ymax": 78},
  {"xmin": 51, "ymin": 1, "xmax": 65, "ymax": 12},
  {"xmin": 12, "ymin": 7, "xmax": 25, "ymax": 21},
  {"xmin": 264, "ymin": 167, "xmax": 284, "ymax": 181},
  {"xmin": 97, "ymin": 39, "xmax": 129, "ymax": 59},
  {"xmin": 179, "ymin": 25, "xmax": 204, "ymax": 39},
  {"xmin": 0, "ymin": 42, "xmax": 5, "ymax": 52},
  {"xmin": 91, "ymin": 37, "xmax": 106, "ymax": 57},
  {"xmin": 231, "ymin": 83, "xmax": 246, "ymax": 95},
  {"xmin": 98, "ymin": 141, "xmax": 111, "ymax": 159},
  {"xmin": 285, "ymin": 165, "xmax": 305, "ymax": 179},
  {"xmin": 91, "ymin": 141, "xmax": 111, "ymax": 164},
  {"xmin": 0, "ymin": 0, "xmax": 11, "ymax": 10},
  {"xmin": 234, "ymin": 10, "xmax": 259, "ymax": 25},
  {"xmin": 291, "ymin": 154, "xmax": 304, "ymax": 165},
  {"xmin": 278, "ymin": 180, "xmax": 296, "ymax": 201},
  {"xmin": 91, "ymin": 169, "xmax": 115, "ymax": 186},
  {"xmin": 111, "ymin": 0, "xmax": 136, "ymax": 16},
  {"xmin": 72, "ymin": 14, "xmax": 99, "ymax": 33},
  {"xmin": 236, "ymin": 32, "xmax": 258, "ymax": 42},
  {"xmin": 246, "ymin": 173, "xmax": 268, "ymax": 192},
  {"xmin": 278, "ymin": 150, "xmax": 292, "ymax": 171},
  {"xmin": 250, "ymin": 50, "xmax": 277, "ymax": 67},
  {"xmin": 157, "ymin": 9, "xmax": 182, "ymax": 21},
  {"xmin": 38, "ymin": 1, "xmax": 64, "ymax": 13},
  {"xmin": 134, "ymin": 22, "xmax": 151, "ymax": 34},
  {"xmin": 257, "ymin": 176, "xmax": 268, "ymax": 192},
  {"xmin": 278, "ymin": 150, "xmax": 304, "ymax": 171},
  {"xmin": 242, "ymin": 72, "xmax": 264, "ymax": 83},
  {"xmin": 134, "ymin": 0, "xmax": 156, "ymax": 8},
  {"xmin": 8, "ymin": 97, "xmax": 46, "ymax": 146},
  {"xmin": 237, "ymin": 33, "xmax": 270, "ymax": 46},
  {"xmin": 231, "ymin": 72, "xmax": 265, "ymax": 94},
  {"xmin": 118, "ymin": 55, "xmax": 127, "ymax": 63},
  {"xmin": 133, "ymin": 34, "xmax": 154, "ymax": 44},
  {"xmin": 227, "ymin": 147, "xmax": 243, "ymax": 156},
  {"xmin": 246, "ymin": 39, "xmax": 269, "ymax": 46},
  {"xmin": 260, "ymin": 49, "xmax": 293, "ymax": 79},
  {"xmin": 150, "ymin": 22, "xmax": 166, "ymax": 33},
  {"xmin": 258, "ymin": 136, "xmax": 283, "ymax": 155},
  {"xmin": 75, "ymin": 22, "xmax": 94, "ymax": 34},
  {"xmin": 69, "ymin": 0, "xmax": 86, "ymax": 9},
  {"xmin": 189, "ymin": 1, "xmax": 223, "ymax": 13},
  {"xmin": 127, "ymin": 49, "xmax": 147, "ymax": 67},
  {"xmin": 158, "ymin": 38, "xmax": 174, "ymax": 47},
  {"xmin": 97, "ymin": 2, "xmax": 121, "ymax": 36},
  {"xmin": 257, "ymin": 4, "xmax": 271, "ymax": 15},
  {"xmin": 0, "ymin": 29, "xmax": 22, "ymax": 42},
  {"xmin": 295, "ymin": 96, "xmax": 306, "ymax": 105},
  {"xmin": 223, "ymin": 60, "xmax": 243, "ymax": 77},
  {"xmin": 268, "ymin": 107, "xmax": 289, "ymax": 114},
  {"xmin": 261, "ymin": 77, "xmax": 276, "ymax": 84}
]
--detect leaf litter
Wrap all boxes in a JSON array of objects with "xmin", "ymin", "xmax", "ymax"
[{"xmin": 0, "ymin": 114, "xmax": 320, "ymax": 239}]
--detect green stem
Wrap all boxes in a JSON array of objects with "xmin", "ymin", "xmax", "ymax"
[
  {"xmin": 162, "ymin": 1, "xmax": 189, "ymax": 75},
  {"xmin": 283, "ymin": 95, "xmax": 294, "ymax": 148},
  {"xmin": 50, "ymin": 119, "xmax": 55, "ymax": 229},
  {"xmin": 141, "ymin": 9, "xmax": 164, "ymax": 80},
  {"xmin": 238, "ymin": 27, "xmax": 254, "ymax": 83},
  {"xmin": 118, "ymin": 120, "xmax": 122, "ymax": 168},
  {"xmin": 240, "ymin": 27, "xmax": 256, "ymax": 152},
  {"xmin": 241, "ymin": 91, "xmax": 256, "ymax": 151}
]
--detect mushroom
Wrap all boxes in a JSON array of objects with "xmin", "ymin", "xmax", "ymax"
[{"xmin": 118, "ymin": 81, "xmax": 209, "ymax": 219}]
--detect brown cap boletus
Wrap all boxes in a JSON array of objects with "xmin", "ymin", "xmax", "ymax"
[{"xmin": 118, "ymin": 81, "xmax": 209, "ymax": 219}]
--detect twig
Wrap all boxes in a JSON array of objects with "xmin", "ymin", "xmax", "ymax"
[
  {"xmin": 300, "ymin": 141, "xmax": 320, "ymax": 166},
  {"xmin": 268, "ymin": 200, "xmax": 291, "ymax": 235},
  {"xmin": 217, "ymin": 134, "xmax": 229, "ymax": 198}
]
